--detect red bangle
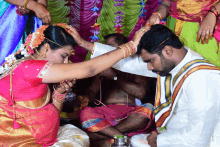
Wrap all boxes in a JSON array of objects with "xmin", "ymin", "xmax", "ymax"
[
  {"xmin": 209, "ymin": 10, "xmax": 218, "ymax": 19},
  {"xmin": 52, "ymin": 90, "xmax": 66, "ymax": 103},
  {"xmin": 213, "ymin": 6, "xmax": 219, "ymax": 16},
  {"xmin": 119, "ymin": 41, "xmax": 137, "ymax": 58},
  {"xmin": 52, "ymin": 85, "xmax": 67, "ymax": 103}
]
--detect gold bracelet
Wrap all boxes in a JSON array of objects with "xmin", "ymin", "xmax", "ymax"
[
  {"xmin": 119, "ymin": 41, "xmax": 137, "ymax": 58},
  {"xmin": 120, "ymin": 47, "xmax": 126, "ymax": 58},
  {"xmin": 153, "ymin": 12, "xmax": 162, "ymax": 20},
  {"xmin": 128, "ymin": 41, "xmax": 137, "ymax": 54},
  {"xmin": 125, "ymin": 44, "xmax": 131, "ymax": 56},
  {"xmin": 119, "ymin": 44, "xmax": 129, "ymax": 58},
  {"xmin": 23, "ymin": 0, "xmax": 30, "ymax": 9}
]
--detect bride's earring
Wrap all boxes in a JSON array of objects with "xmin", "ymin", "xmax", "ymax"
[{"xmin": 43, "ymin": 48, "xmax": 48, "ymax": 58}]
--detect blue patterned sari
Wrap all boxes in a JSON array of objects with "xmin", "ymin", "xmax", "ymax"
[{"xmin": 0, "ymin": 0, "xmax": 42, "ymax": 65}]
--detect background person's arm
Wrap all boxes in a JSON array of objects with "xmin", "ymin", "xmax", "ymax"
[
  {"xmin": 147, "ymin": 1, "xmax": 171, "ymax": 25},
  {"xmin": 4, "ymin": 0, "xmax": 51, "ymax": 24},
  {"xmin": 197, "ymin": 1, "xmax": 220, "ymax": 44}
]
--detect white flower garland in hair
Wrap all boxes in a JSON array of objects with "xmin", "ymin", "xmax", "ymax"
[
  {"xmin": 30, "ymin": 32, "xmax": 36, "ymax": 49},
  {"xmin": 0, "ymin": 25, "xmax": 49, "ymax": 75},
  {"xmin": 19, "ymin": 44, "xmax": 29, "ymax": 57},
  {"xmin": 0, "ymin": 44, "xmax": 30, "ymax": 75}
]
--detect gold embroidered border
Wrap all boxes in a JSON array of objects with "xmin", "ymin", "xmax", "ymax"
[
  {"xmin": 0, "ymin": 60, "xmax": 24, "ymax": 79},
  {"xmin": 156, "ymin": 65, "xmax": 220, "ymax": 127},
  {"xmin": 37, "ymin": 62, "xmax": 53, "ymax": 78}
]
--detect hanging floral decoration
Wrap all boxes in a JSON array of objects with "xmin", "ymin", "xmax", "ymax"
[
  {"xmin": 90, "ymin": 0, "xmax": 101, "ymax": 42},
  {"xmin": 137, "ymin": 0, "xmax": 147, "ymax": 27},
  {"xmin": 65, "ymin": 0, "xmax": 73, "ymax": 18},
  {"xmin": 113, "ymin": 0, "xmax": 124, "ymax": 34}
]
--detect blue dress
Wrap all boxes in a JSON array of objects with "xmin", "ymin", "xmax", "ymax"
[{"xmin": 0, "ymin": 0, "xmax": 42, "ymax": 65}]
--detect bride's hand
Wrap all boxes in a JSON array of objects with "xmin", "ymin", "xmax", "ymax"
[
  {"xmin": 54, "ymin": 23, "xmax": 84, "ymax": 46},
  {"xmin": 197, "ymin": 12, "xmax": 217, "ymax": 44},
  {"xmin": 55, "ymin": 79, "xmax": 76, "ymax": 94},
  {"xmin": 132, "ymin": 25, "xmax": 151, "ymax": 47}
]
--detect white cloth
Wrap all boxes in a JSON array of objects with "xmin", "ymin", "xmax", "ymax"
[
  {"xmin": 131, "ymin": 48, "xmax": 220, "ymax": 147},
  {"xmin": 130, "ymin": 134, "xmax": 150, "ymax": 147},
  {"xmin": 50, "ymin": 124, "xmax": 90, "ymax": 147},
  {"xmin": 91, "ymin": 42, "xmax": 157, "ymax": 78}
]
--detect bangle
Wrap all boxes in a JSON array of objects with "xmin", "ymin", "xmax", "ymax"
[
  {"xmin": 52, "ymin": 85, "xmax": 67, "ymax": 103},
  {"xmin": 153, "ymin": 12, "xmax": 162, "ymax": 20},
  {"xmin": 120, "ymin": 47, "xmax": 126, "ymax": 58},
  {"xmin": 53, "ymin": 98, "xmax": 65, "ymax": 103},
  {"xmin": 209, "ymin": 10, "xmax": 218, "ymax": 19},
  {"xmin": 212, "ymin": 6, "xmax": 219, "ymax": 16},
  {"xmin": 119, "ymin": 44, "xmax": 130, "ymax": 58},
  {"xmin": 23, "ymin": 0, "xmax": 30, "ymax": 9},
  {"xmin": 52, "ymin": 91, "xmax": 66, "ymax": 103},
  {"xmin": 127, "ymin": 41, "xmax": 137, "ymax": 54},
  {"xmin": 118, "ymin": 41, "xmax": 137, "ymax": 58},
  {"xmin": 125, "ymin": 44, "xmax": 132, "ymax": 56}
]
